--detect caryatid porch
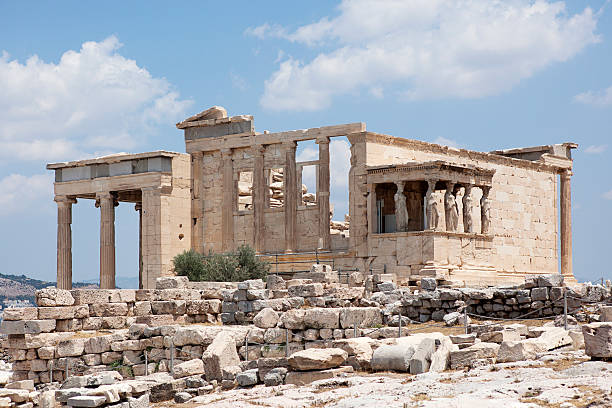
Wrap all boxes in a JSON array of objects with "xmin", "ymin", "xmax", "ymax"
[
  {"xmin": 47, "ymin": 152, "xmax": 191, "ymax": 290},
  {"xmin": 365, "ymin": 161, "xmax": 496, "ymax": 282}
]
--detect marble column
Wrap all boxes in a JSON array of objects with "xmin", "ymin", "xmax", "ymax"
[
  {"xmin": 191, "ymin": 151, "xmax": 203, "ymax": 253},
  {"xmin": 480, "ymin": 186, "xmax": 491, "ymax": 234},
  {"xmin": 317, "ymin": 137, "xmax": 331, "ymax": 249},
  {"xmin": 394, "ymin": 181, "xmax": 408, "ymax": 232},
  {"xmin": 55, "ymin": 196, "xmax": 77, "ymax": 290},
  {"xmin": 135, "ymin": 203, "xmax": 143, "ymax": 289},
  {"xmin": 560, "ymin": 170, "xmax": 573, "ymax": 277},
  {"xmin": 97, "ymin": 192, "xmax": 117, "ymax": 289},
  {"xmin": 221, "ymin": 148, "xmax": 234, "ymax": 251},
  {"xmin": 462, "ymin": 184, "xmax": 474, "ymax": 233},
  {"xmin": 283, "ymin": 141, "xmax": 297, "ymax": 252},
  {"xmin": 252, "ymin": 144, "xmax": 266, "ymax": 253}
]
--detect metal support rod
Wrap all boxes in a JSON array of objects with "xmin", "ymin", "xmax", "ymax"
[
  {"xmin": 563, "ymin": 289, "xmax": 568, "ymax": 331},
  {"xmin": 65, "ymin": 358, "xmax": 69, "ymax": 379},
  {"xmin": 316, "ymin": 248, "xmax": 319, "ymax": 264},
  {"xmin": 464, "ymin": 308, "xmax": 468, "ymax": 335},
  {"xmin": 398, "ymin": 311, "xmax": 402, "ymax": 338},
  {"xmin": 245, "ymin": 331, "xmax": 249, "ymax": 361},
  {"xmin": 170, "ymin": 341, "xmax": 175, "ymax": 374},
  {"xmin": 145, "ymin": 350, "xmax": 148, "ymax": 376},
  {"xmin": 353, "ymin": 324, "xmax": 357, "ymax": 339},
  {"xmin": 49, "ymin": 360, "xmax": 53, "ymax": 383},
  {"xmin": 285, "ymin": 329, "xmax": 290, "ymax": 357}
]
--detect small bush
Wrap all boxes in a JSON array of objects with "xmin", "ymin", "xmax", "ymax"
[
  {"xmin": 172, "ymin": 244, "xmax": 269, "ymax": 282},
  {"xmin": 172, "ymin": 249, "xmax": 205, "ymax": 281}
]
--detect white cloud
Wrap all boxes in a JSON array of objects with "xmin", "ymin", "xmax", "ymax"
[
  {"xmin": 0, "ymin": 36, "xmax": 192, "ymax": 162},
  {"xmin": 0, "ymin": 173, "xmax": 53, "ymax": 215},
  {"xmin": 250, "ymin": 0, "xmax": 600, "ymax": 111},
  {"xmin": 604, "ymin": 190, "xmax": 612, "ymax": 200},
  {"xmin": 584, "ymin": 144, "xmax": 608, "ymax": 154},
  {"xmin": 574, "ymin": 85, "xmax": 612, "ymax": 106},
  {"xmin": 433, "ymin": 136, "xmax": 460, "ymax": 148}
]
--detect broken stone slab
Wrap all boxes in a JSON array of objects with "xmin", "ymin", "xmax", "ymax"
[
  {"xmin": 449, "ymin": 333, "xmax": 476, "ymax": 345},
  {"xmin": 285, "ymin": 366, "xmax": 353, "ymax": 386},
  {"xmin": 67, "ymin": 395, "xmax": 106, "ymax": 407},
  {"xmin": 263, "ymin": 367, "xmax": 287, "ymax": 386},
  {"xmin": 0, "ymin": 320, "xmax": 56, "ymax": 335},
  {"xmin": 600, "ymin": 306, "xmax": 612, "ymax": 322},
  {"xmin": 266, "ymin": 275, "xmax": 286, "ymax": 290},
  {"xmin": 530, "ymin": 327, "xmax": 572, "ymax": 351},
  {"xmin": 569, "ymin": 329, "xmax": 585, "ymax": 350},
  {"xmin": 409, "ymin": 337, "xmax": 436, "ymax": 374},
  {"xmin": 479, "ymin": 329, "xmax": 521, "ymax": 344},
  {"xmin": 497, "ymin": 340, "xmax": 544, "ymax": 363},
  {"xmin": 202, "ymin": 331, "xmax": 241, "ymax": 381},
  {"xmin": 430, "ymin": 337, "xmax": 458, "ymax": 372},
  {"xmin": 303, "ymin": 308, "xmax": 340, "ymax": 329},
  {"xmin": 279, "ymin": 309, "xmax": 306, "ymax": 330},
  {"xmin": 450, "ymin": 342, "xmax": 500, "ymax": 369},
  {"xmin": 333, "ymin": 338, "xmax": 374, "ymax": 370},
  {"xmin": 421, "ymin": 278, "xmax": 437, "ymax": 291},
  {"xmin": 537, "ymin": 274, "xmax": 564, "ymax": 288},
  {"xmin": 0, "ymin": 389, "xmax": 29, "ymax": 403},
  {"xmin": 288, "ymin": 348, "xmax": 348, "ymax": 371},
  {"xmin": 287, "ymin": 283, "xmax": 323, "ymax": 298},
  {"xmin": 582, "ymin": 322, "xmax": 612, "ymax": 358},
  {"xmin": 371, "ymin": 334, "xmax": 441, "ymax": 372}
]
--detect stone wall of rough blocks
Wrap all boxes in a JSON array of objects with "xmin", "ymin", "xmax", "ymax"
[{"xmin": 365, "ymin": 139, "xmax": 559, "ymax": 277}]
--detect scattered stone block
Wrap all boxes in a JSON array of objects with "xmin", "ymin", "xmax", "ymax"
[
  {"xmin": 421, "ymin": 278, "xmax": 437, "ymax": 291},
  {"xmin": 582, "ymin": 322, "xmax": 612, "ymax": 358},
  {"xmin": 2, "ymin": 307, "xmax": 38, "ymax": 321},
  {"xmin": 497, "ymin": 340, "xmax": 542, "ymax": 362},
  {"xmin": 288, "ymin": 283, "xmax": 324, "ymax": 298},
  {"xmin": 0, "ymin": 320, "xmax": 56, "ymax": 335},
  {"xmin": 264, "ymin": 367, "xmax": 287, "ymax": 386},
  {"xmin": 173, "ymin": 359, "xmax": 205, "ymax": 379},
  {"xmin": 253, "ymin": 308, "xmax": 279, "ymax": 329},
  {"xmin": 202, "ymin": 331, "xmax": 241, "ymax": 381},
  {"xmin": 537, "ymin": 274, "xmax": 564, "ymax": 288},
  {"xmin": 236, "ymin": 369, "xmax": 259, "ymax": 387},
  {"xmin": 36, "ymin": 288, "xmax": 75, "ymax": 306},
  {"xmin": 156, "ymin": 276, "xmax": 189, "ymax": 289},
  {"xmin": 339, "ymin": 307, "xmax": 382, "ymax": 329},
  {"xmin": 600, "ymin": 306, "xmax": 612, "ymax": 322},
  {"xmin": 67, "ymin": 395, "xmax": 106, "ymax": 407},
  {"xmin": 288, "ymin": 348, "xmax": 348, "ymax": 371}
]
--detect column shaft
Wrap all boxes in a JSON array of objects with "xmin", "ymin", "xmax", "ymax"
[
  {"xmin": 98, "ymin": 192, "xmax": 116, "ymax": 289},
  {"xmin": 135, "ymin": 203, "xmax": 143, "ymax": 289},
  {"xmin": 221, "ymin": 149, "xmax": 234, "ymax": 251},
  {"xmin": 56, "ymin": 196, "xmax": 76, "ymax": 290},
  {"xmin": 560, "ymin": 170, "xmax": 573, "ymax": 277},
  {"xmin": 283, "ymin": 141, "xmax": 297, "ymax": 252},
  {"xmin": 253, "ymin": 145, "xmax": 266, "ymax": 253},
  {"xmin": 317, "ymin": 137, "xmax": 331, "ymax": 249}
]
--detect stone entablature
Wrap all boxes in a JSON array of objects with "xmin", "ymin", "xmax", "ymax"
[{"xmin": 46, "ymin": 152, "xmax": 191, "ymax": 290}]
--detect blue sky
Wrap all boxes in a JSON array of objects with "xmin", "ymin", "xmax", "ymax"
[{"xmin": 1, "ymin": 0, "xmax": 611, "ymax": 285}]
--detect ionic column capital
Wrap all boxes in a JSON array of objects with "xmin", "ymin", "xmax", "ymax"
[{"xmin": 561, "ymin": 169, "xmax": 573, "ymax": 179}]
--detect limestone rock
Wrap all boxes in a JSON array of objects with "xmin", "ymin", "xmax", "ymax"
[
  {"xmin": 304, "ymin": 308, "xmax": 339, "ymax": 329},
  {"xmin": 288, "ymin": 283, "xmax": 324, "ymax": 298},
  {"xmin": 67, "ymin": 395, "xmax": 106, "ymax": 407},
  {"xmin": 421, "ymin": 278, "xmax": 437, "ymax": 291},
  {"xmin": 582, "ymin": 322, "xmax": 612, "ymax": 358},
  {"xmin": 173, "ymin": 359, "xmax": 205, "ymax": 379},
  {"xmin": 36, "ymin": 288, "xmax": 75, "ymax": 306},
  {"xmin": 0, "ymin": 320, "xmax": 56, "ymax": 335},
  {"xmin": 156, "ymin": 276, "xmax": 189, "ymax": 289},
  {"xmin": 409, "ymin": 337, "xmax": 436, "ymax": 374},
  {"xmin": 600, "ymin": 306, "xmax": 612, "ymax": 322},
  {"xmin": 537, "ymin": 274, "xmax": 564, "ymax": 287},
  {"xmin": 288, "ymin": 348, "xmax": 348, "ymax": 371},
  {"xmin": 253, "ymin": 308, "xmax": 279, "ymax": 329},
  {"xmin": 279, "ymin": 309, "xmax": 306, "ymax": 330},
  {"xmin": 430, "ymin": 337, "xmax": 457, "ymax": 372},
  {"xmin": 333, "ymin": 338, "xmax": 374, "ymax": 369},
  {"xmin": 202, "ymin": 331, "xmax": 241, "ymax": 381}
]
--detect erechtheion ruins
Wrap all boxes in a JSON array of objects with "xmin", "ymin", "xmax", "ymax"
[{"xmin": 47, "ymin": 106, "xmax": 577, "ymax": 289}]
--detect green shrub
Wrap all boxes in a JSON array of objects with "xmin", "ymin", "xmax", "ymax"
[
  {"xmin": 172, "ymin": 249, "xmax": 205, "ymax": 281},
  {"xmin": 172, "ymin": 244, "xmax": 269, "ymax": 282}
]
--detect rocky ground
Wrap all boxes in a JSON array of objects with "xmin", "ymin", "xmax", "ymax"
[{"xmin": 151, "ymin": 351, "xmax": 611, "ymax": 407}]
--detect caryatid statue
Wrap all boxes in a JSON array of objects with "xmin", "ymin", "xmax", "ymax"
[
  {"xmin": 394, "ymin": 181, "xmax": 409, "ymax": 232},
  {"xmin": 426, "ymin": 180, "xmax": 439, "ymax": 230},
  {"xmin": 480, "ymin": 186, "xmax": 491, "ymax": 234},
  {"xmin": 444, "ymin": 182, "xmax": 459, "ymax": 231},
  {"xmin": 462, "ymin": 184, "xmax": 474, "ymax": 233}
]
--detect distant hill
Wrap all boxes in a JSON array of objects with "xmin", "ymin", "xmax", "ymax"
[{"xmin": 0, "ymin": 273, "xmax": 96, "ymax": 307}]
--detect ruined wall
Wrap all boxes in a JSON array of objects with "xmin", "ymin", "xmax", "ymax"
[{"xmin": 363, "ymin": 135, "xmax": 558, "ymax": 281}]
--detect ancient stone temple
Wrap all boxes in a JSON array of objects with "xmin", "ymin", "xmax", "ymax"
[{"xmin": 47, "ymin": 106, "xmax": 577, "ymax": 288}]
